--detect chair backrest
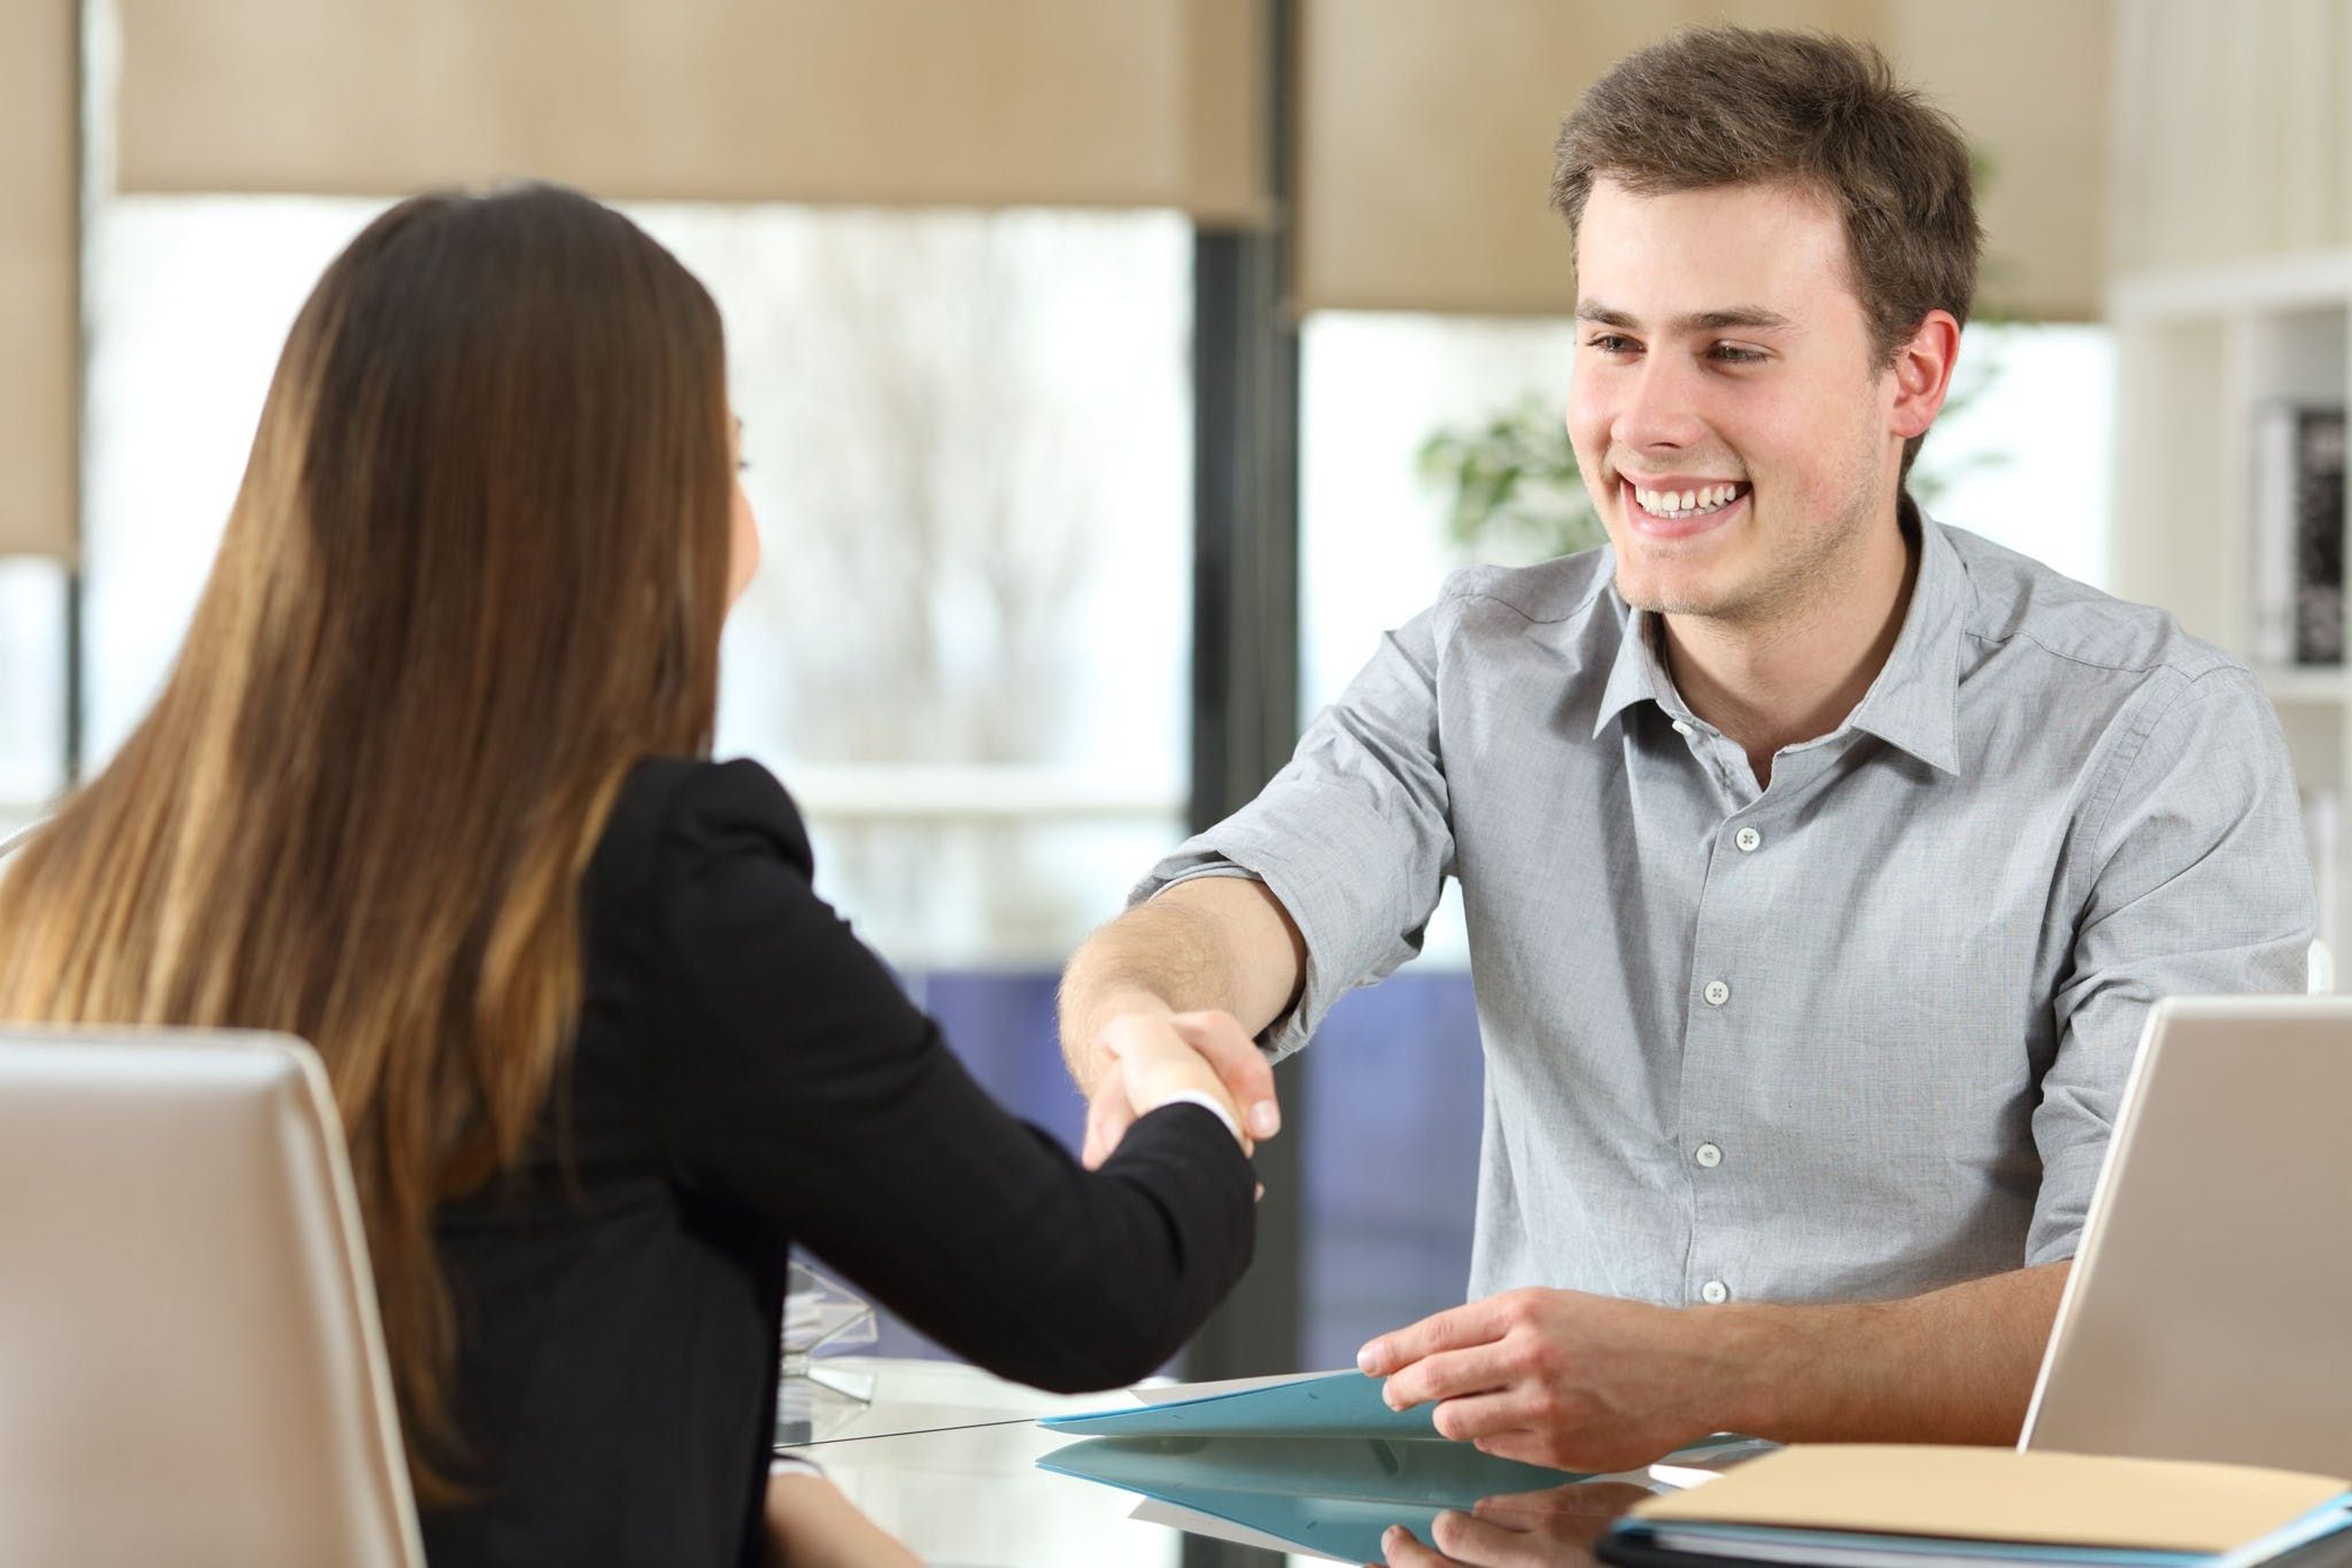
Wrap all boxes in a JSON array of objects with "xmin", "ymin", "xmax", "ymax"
[{"xmin": 0, "ymin": 1026, "xmax": 424, "ymax": 1568}]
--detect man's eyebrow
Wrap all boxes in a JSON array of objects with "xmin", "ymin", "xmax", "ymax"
[
  {"xmin": 1575, "ymin": 302, "xmax": 1794, "ymax": 333},
  {"xmin": 1685, "ymin": 307, "xmax": 1792, "ymax": 332}
]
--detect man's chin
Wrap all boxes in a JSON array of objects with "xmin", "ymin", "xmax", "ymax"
[
  {"xmin": 1606, "ymin": 530, "xmax": 1738, "ymax": 617},
  {"xmin": 1612, "ymin": 567, "xmax": 1725, "ymax": 619}
]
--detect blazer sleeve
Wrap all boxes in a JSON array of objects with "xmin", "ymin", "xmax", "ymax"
[{"xmin": 634, "ymin": 758, "xmax": 1255, "ymax": 1391}]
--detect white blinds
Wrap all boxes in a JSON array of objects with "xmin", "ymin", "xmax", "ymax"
[{"xmin": 113, "ymin": 0, "xmax": 1268, "ymax": 221}]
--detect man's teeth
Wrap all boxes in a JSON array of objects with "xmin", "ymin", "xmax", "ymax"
[{"xmin": 1633, "ymin": 483, "xmax": 1742, "ymax": 518}]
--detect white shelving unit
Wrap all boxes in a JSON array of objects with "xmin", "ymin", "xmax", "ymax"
[{"xmin": 2109, "ymin": 251, "xmax": 2352, "ymax": 955}]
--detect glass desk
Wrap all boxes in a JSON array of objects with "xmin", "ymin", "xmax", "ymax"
[{"xmin": 777, "ymin": 1357, "xmax": 1668, "ymax": 1567}]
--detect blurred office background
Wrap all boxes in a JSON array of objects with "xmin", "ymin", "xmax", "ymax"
[{"xmin": 1, "ymin": 0, "xmax": 2337, "ymax": 1387}]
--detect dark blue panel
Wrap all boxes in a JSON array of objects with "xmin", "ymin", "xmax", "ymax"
[
  {"xmin": 916, "ymin": 969, "xmax": 1085, "ymax": 1152},
  {"xmin": 1295, "ymin": 971, "xmax": 1484, "ymax": 1369}
]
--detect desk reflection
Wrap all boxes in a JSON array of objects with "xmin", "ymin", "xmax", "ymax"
[
  {"xmin": 1039, "ymin": 1432, "xmax": 1656, "ymax": 1564},
  {"xmin": 1373, "ymin": 1481, "xmax": 1655, "ymax": 1566},
  {"xmin": 780, "ymin": 1359, "xmax": 1688, "ymax": 1565}
]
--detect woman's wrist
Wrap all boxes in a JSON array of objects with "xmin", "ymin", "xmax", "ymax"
[{"xmin": 1142, "ymin": 1086, "xmax": 1246, "ymax": 1143}]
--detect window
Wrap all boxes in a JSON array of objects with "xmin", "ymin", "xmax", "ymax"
[
  {"xmin": 83, "ymin": 197, "xmax": 1194, "ymax": 963},
  {"xmin": 1916, "ymin": 322, "xmax": 2114, "ymax": 590},
  {"xmin": 639, "ymin": 205, "xmax": 1193, "ymax": 965}
]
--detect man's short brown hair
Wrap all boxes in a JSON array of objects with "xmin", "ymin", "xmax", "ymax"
[{"xmin": 1553, "ymin": 26, "xmax": 1981, "ymax": 475}]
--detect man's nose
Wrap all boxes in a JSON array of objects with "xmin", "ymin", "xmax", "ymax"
[{"xmin": 1611, "ymin": 355, "xmax": 1709, "ymax": 452}]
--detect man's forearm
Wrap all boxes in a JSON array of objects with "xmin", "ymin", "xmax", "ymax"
[
  {"xmin": 1057, "ymin": 877, "xmax": 1304, "ymax": 1090},
  {"xmin": 1059, "ymin": 901, "xmax": 1234, "ymax": 1091},
  {"xmin": 1716, "ymin": 1261, "xmax": 2072, "ymax": 1445}
]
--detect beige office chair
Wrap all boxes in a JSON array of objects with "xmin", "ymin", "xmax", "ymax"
[{"xmin": 0, "ymin": 1027, "xmax": 424, "ymax": 1568}]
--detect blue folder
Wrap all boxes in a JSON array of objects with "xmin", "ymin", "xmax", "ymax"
[
  {"xmin": 1036, "ymin": 1374, "xmax": 1777, "ymax": 1562},
  {"xmin": 1038, "ymin": 1369, "xmax": 1439, "ymax": 1439}
]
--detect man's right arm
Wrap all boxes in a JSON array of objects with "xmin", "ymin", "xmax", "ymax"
[
  {"xmin": 1058, "ymin": 874, "xmax": 1306, "ymax": 1168},
  {"xmin": 1063, "ymin": 593, "xmax": 1463, "ymax": 1166}
]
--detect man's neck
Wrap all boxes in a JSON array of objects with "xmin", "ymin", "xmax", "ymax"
[{"xmin": 1658, "ymin": 509, "xmax": 1919, "ymax": 788}]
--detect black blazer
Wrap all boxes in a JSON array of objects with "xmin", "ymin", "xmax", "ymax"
[{"xmin": 420, "ymin": 757, "xmax": 1255, "ymax": 1568}]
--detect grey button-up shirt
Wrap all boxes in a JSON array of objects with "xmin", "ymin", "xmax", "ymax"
[{"xmin": 1138, "ymin": 516, "xmax": 2314, "ymax": 1309}]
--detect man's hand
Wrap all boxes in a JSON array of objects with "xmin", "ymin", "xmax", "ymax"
[
  {"xmin": 1357, "ymin": 1289, "xmax": 1739, "ymax": 1473},
  {"xmin": 1375, "ymin": 1480, "xmax": 1653, "ymax": 1567},
  {"xmin": 1360, "ymin": 1263, "xmax": 2071, "ymax": 1473},
  {"xmin": 1081, "ymin": 1001, "xmax": 1281, "ymax": 1169}
]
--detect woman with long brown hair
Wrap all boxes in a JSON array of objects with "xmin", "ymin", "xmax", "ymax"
[{"xmin": 0, "ymin": 184, "xmax": 1259, "ymax": 1566}]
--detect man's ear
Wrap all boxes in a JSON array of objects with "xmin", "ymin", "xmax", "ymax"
[{"xmin": 1889, "ymin": 309, "xmax": 1963, "ymax": 442}]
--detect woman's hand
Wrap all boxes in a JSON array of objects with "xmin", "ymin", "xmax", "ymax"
[
  {"xmin": 763, "ymin": 1469, "xmax": 921, "ymax": 1567},
  {"xmin": 1095, "ymin": 1008, "xmax": 1259, "ymax": 1154}
]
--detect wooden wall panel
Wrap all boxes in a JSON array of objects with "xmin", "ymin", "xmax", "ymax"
[
  {"xmin": 1885, "ymin": 0, "xmax": 2111, "ymax": 321},
  {"xmin": 0, "ymin": 0, "xmax": 78, "ymax": 561}
]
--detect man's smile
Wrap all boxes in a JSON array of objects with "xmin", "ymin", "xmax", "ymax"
[{"xmin": 1619, "ymin": 476, "xmax": 1751, "ymax": 539}]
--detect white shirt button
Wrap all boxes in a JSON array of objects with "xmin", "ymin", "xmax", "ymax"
[
  {"xmin": 1734, "ymin": 826, "xmax": 1762, "ymax": 852},
  {"xmin": 1672, "ymin": 720, "xmax": 1695, "ymax": 738},
  {"xmin": 1700, "ymin": 1279, "xmax": 1730, "ymax": 1305},
  {"xmin": 1703, "ymin": 979, "xmax": 1730, "ymax": 1007},
  {"xmin": 1694, "ymin": 1142, "xmax": 1723, "ymax": 1168}
]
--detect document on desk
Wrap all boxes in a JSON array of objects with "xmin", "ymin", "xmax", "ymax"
[{"xmin": 1606, "ymin": 1446, "xmax": 2352, "ymax": 1568}]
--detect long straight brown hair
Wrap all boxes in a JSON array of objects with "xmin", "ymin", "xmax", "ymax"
[{"xmin": 0, "ymin": 184, "xmax": 733, "ymax": 1500}]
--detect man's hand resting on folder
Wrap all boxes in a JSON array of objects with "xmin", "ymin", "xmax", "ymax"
[
  {"xmin": 1358, "ymin": 1289, "xmax": 1744, "ymax": 1472},
  {"xmin": 1358, "ymin": 1263, "xmax": 2073, "ymax": 1473}
]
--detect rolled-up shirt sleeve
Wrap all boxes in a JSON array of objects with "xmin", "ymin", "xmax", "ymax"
[
  {"xmin": 1134, "ymin": 603, "xmax": 1456, "ymax": 1060},
  {"xmin": 2030, "ymin": 666, "xmax": 2315, "ymax": 1264}
]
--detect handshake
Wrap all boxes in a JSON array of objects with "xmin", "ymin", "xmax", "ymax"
[
  {"xmin": 1074, "ymin": 995, "xmax": 1283, "ymax": 1171},
  {"xmin": 1061, "ymin": 875, "xmax": 1307, "ymax": 1174}
]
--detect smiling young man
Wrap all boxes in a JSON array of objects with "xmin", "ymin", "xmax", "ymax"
[{"xmin": 1058, "ymin": 27, "xmax": 2314, "ymax": 1469}]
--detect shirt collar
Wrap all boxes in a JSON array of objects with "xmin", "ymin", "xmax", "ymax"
[
  {"xmin": 1592, "ymin": 586, "xmax": 1688, "ymax": 739},
  {"xmin": 1589, "ymin": 504, "xmax": 1969, "ymax": 777},
  {"xmin": 1843, "ymin": 509, "xmax": 1966, "ymax": 775}
]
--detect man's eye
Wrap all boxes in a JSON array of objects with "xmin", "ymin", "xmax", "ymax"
[
  {"xmin": 1588, "ymin": 335, "xmax": 1639, "ymax": 355},
  {"xmin": 1710, "ymin": 345, "xmax": 1767, "ymax": 364}
]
